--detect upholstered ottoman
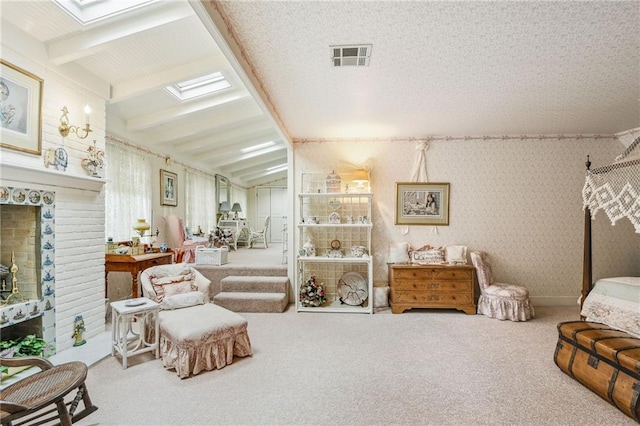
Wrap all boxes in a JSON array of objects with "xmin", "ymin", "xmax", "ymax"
[
  {"xmin": 140, "ymin": 264, "xmax": 252, "ymax": 378},
  {"xmin": 159, "ymin": 303, "xmax": 252, "ymax": 378}
]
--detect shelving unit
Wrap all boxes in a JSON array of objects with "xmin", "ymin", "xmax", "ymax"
[{"xmin": 296, "ymin": 172, "xmax": 373, "ymax": 314}]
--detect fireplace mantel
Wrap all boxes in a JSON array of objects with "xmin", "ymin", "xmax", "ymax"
[{"xmin": 0, "ymin": 161, "xmax": 105, "ymax": 192}]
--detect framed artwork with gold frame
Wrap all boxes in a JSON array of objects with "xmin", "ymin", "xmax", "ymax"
[
  {"xmin": 160, "ymin": 169, "xmax": 178, "ymax": 206},
  {"xmin": 395, "ymin": 182, "xmax": 450, "ymax": 226},
  {"xmin": 0, "ymin": 59, "xmax": 43, "ymax": 155}
]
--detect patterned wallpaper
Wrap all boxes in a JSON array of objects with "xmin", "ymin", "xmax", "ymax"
[{"xmin": 294, "ymin": 136, "xmax": 640, "ymax": 305}]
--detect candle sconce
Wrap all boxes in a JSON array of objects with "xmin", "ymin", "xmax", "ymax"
[{"xmin": 58, "ymin": 105, "xmax": 92, "ymax": 139}]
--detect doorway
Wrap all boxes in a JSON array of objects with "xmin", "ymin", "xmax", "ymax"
[{"xmin": 256, "ymin": 187, "xmax": 287, "ymax": 243}]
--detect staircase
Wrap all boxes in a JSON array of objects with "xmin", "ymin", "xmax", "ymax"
[{"xmin": 213, "ymin": 276, "xmax": 289, "ymax": 313}]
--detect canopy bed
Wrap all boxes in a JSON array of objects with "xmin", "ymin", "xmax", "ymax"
[
  {"xmin": 580, "ymin": 136, "xmax": 640, "ymax": 337},
  {"xmin": 554, "ymin": 137, "xmax": 640, "ymax": 423}
]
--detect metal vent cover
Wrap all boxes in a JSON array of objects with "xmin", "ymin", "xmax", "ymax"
[{"xmin": 330, "ymin": 44, "xmax": 372, "ymax": 67}]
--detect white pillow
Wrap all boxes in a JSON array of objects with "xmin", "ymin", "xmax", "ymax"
[
  {"xmin": 161, "ymin": 291, "xmax": 205, "ymax": 310},
  {"xmin": 445, "ymin": 245, "xmax": 468, "ymax": 264},
  {"xmin": 387, "ymin": 242, "xmax": 410, "ymax": 264},
  {"xmin": 373, "ymin": 286, "xmax": 390, "ymax": 308},
  {"xmin": 411, "ymin": 247, "xmax": 445, "ymax": 264}
]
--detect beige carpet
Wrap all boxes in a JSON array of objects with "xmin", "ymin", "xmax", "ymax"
[{"xmin": 78, "ymin": 305, "xmax": 635, "ymax": 426}]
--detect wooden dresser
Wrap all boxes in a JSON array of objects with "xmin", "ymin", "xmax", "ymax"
[{"xmin": 388, "ymin": 264, "xmax": 476, "ymax": 314}]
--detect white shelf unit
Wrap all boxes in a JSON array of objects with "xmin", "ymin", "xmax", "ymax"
[{"xmin": 296, "ymin": 180, "xmax": 373, "ymax": 314}]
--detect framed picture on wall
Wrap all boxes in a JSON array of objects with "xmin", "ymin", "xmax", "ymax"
[
  {"xmin": 0, "ymin": 59, "xmax": 43, "ymax": 155},
  {"xmin": 160, "ymin": 169, "xmax": 178, "ymax": 206},
  {"xmin": 395, "ymin": 182, "xmax": 450, "ymax": 226}
]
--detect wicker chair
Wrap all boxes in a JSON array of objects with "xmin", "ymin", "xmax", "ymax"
[
  {"xmin": 248, "ymin": 216, "xmax": 270, "ymax": 249},
  {"xmin": 0, "ymin": 356, "xmax": 98, "ymax": 425}
]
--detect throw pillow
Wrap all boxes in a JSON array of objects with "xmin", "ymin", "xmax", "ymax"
[
  {"xmin": 445, "ymin": 245, "xmax": 468, "ymax": 264},
  {"xmin": 411, "ymin": 247, "xmax": 445, "ymax": 264},
  {"xmin": 151, "ymin": 273, "xmax": 197, "ymax": 303},
  {"xmin": 373, "ymin": 286, "xmax": 390, "ymax": 308},
  {"xmin": 162, "ymin": 291, "xmax": 205, "ymax": 310},
  {"xmin": 387, "ymin": 242, "xmax": 410, "ymax": 264}
]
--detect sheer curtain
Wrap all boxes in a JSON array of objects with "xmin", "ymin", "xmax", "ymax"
[
  {"xmin": 185, "ymin": 170, "xmax": 216, "ymax": 234},
  {"xmin": 105, "ymin": 140, "xmax": 153, "ymax": 241}
]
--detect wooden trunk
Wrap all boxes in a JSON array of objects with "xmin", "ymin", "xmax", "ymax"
[{"xmin": 554, "ymin": 321, "xmax": 640, "ymax": 422}]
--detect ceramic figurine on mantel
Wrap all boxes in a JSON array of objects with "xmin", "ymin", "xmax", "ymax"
[
  {"xmin": 81, "ymin": 140, "xmax": 105, "ymax": 177},
  {"xmin": 43, "ymin": 147, "xmax": 68, "ymax": 171},
  {"xmin": 72, "ymin": 315, "xmax": 86, "ymax": 346}
]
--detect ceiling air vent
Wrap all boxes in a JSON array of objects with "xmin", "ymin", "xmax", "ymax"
[{"xmin": 330, "ymin": 44, "xmax": 372, "ymax": 67}]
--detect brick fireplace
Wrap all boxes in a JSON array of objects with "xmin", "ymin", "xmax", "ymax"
[
  {"xmin": 0, "ymin": 189, "xmax": 56, "ymax": 354},
  {"xmin": 0, "ymin": 162, "xmax": 106, "ymax": 354}
]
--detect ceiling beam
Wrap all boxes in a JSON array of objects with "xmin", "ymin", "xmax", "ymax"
[
  {"xmin": 110, "ymin": 55, "xmax": 233, "ymax": 103},
  {"xmin": 48, "ymin": 1, "xmax": 194, "ymax": 65},
  {"xmin": 222, "ymin": 150, "xmax": 288, "ymax": 174},
  {"xmin": 210, "ymin": 145, "xmax": 286, "ymax": 168},
  {"xmin": 189, "ymin": 128, "xmax": 279, "ymax": 157},
  {"xmin": 126, "ymin": 88, "xmax": 250, "ymax": 131}
]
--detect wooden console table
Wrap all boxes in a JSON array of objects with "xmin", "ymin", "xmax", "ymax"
[
  {"xmin": 105, "ymin": 252, "xmax": 173, "ymax": 298},
  {"xmin": 388, "ymin": 264, "xmax": 476, "ymax": 314}
]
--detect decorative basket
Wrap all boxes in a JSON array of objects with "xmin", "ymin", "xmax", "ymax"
[{"xmin": 195, "ymin": 246, "xmax": 228, "ymax": 265}]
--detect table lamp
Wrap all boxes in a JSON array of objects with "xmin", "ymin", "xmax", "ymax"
[
  {"xmin": 232, "ymin": 202, "xmax": 242, "ymax": 220},
  {"xmin": 219, "ymin": 201, "xmax": 231, "ymax": 220}
]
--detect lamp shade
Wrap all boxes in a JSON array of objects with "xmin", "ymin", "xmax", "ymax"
[
  {"xmin": 133, "ymin": 218, "xmax": 150, "ymax": 236},
  {"xmin": 231, "ymin": 202, "xmax": 242, "ymax": 213},
  {"xmin": 219, "ymin": 201, "xmax": 231, "ymax": 212},
  {"xmin": 352, "ymin": 169, "xmax": 369, "ymax": 184}
]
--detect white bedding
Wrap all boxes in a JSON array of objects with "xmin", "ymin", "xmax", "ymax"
[{"xmin": 580, "ymin": 277, "xmax": 640, "ymax": 337}]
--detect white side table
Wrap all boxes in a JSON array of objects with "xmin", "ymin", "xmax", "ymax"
[{"xmin": 110, "ymin": 298, "xmax": 160, "ymax": 369}]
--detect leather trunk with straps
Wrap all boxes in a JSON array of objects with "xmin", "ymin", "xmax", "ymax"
[{"xmin": 554, "ymin": 320, "xmax": 640, "ymax": 423}]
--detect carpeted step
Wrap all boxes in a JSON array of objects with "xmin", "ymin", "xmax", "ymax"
[
  {"xmin": 220, "ymin": 276, "xmax": 289, "ymax": 293},
  {"xmin": 214, "ymin": 291, "xmax": 288, "ymax": 313}
]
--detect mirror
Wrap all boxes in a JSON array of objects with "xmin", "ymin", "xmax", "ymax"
[{"xmin": 216, "ymin": 175, "xmax": 230, "ymax": 221}]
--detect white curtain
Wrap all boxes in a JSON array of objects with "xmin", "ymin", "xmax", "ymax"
[
  {"xmin": 185, "ymin": 170, "xmax": 216, "ymax": 234},
  {"xmin": 105, "ymin": 141, "xmax": 153, "ymax": 241}
]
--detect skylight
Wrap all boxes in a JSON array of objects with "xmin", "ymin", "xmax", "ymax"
[
  {"xmin": 166, "ymin": 72, "xmax": 231, "ymax": 102},
  {"xmin": 52, "ymin": 0, "xmax": 158, "ymax": 25},
  {"xmin": 240, "ymin": 141, "xmax": 276, "ymax": 154}
]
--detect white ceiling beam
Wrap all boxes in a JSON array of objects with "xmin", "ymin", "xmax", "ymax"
[
  {"xmin": 48, "ymin": 1, "xmax": 194, "ymax": 65},
  {"xmin": 231, "ymin": 158, "xmax": 288, "ymax": 180},
  {"xmin": 110, "ymin": 55, "xmax": 233, "ymax": 103},
  {"xmin": 224, "ymin": 150, "xmax": 288, "ymax": 174},
  {"xmin": 190, "ymin": 129, "xmax": 279, "ymax": 157},
  {"xmin": 208, "ymin": 145, "xmax": 286, "ymax": 168},
  {"xmin": 244, "ymin": 170, "xmax": 288, "ymax": 187},
  {"xmin": 161, "ymin": 116, "xmax": 272, "ymax": 151},
  {"xmin": 126, "ymin": 88, "xmax": 250, "ymax": 131},
  {"xmin": 146, "ymin": 100, "xmax": 263, "ymax": 145}
]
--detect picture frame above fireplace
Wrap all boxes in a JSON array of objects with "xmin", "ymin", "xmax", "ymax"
[{"xmin": 0, "ymin": 59, "xmax": 43, "ymax": 155}]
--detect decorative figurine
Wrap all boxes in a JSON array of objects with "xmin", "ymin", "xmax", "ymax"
[
  {"xmin": 72, "ymin": 314, "xmax": 86, "ymax": 346},
  {"xmin": 81, "ymin": 140, "xmax": 105, "ymax": 177}
]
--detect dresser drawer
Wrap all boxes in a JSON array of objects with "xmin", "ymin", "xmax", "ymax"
[
  {"xmin": 432, "ymin": 268, "xmax": 473, "ymax": 281},
  {"xmin": 391, "ymin": 267, "xmax": 473, "ymax": 281},
  {"xmin": 391, "ymin": 291, "xmax": 474, "ymax": 306},
  {"xmin": 391, "ymin": 280, "xmax": 472, "ymax": 292},
  {"xmin": 137, "ymin": 256, "xmax": 172, "ymax": 270}
]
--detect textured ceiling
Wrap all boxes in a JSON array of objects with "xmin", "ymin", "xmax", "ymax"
[
  {"xmin": 2, "ymin": 1, "xmax": 638, "ymax": 187},
  {"xmin": 218, "ymin": 0, "xmax": 640, "ymax": 139}
]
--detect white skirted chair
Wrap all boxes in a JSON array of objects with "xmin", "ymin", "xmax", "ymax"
[
  {"xmin": 470, "ymin": 251, "xmax": 535, "ymax": 321},
  {"xmin": 140, "ymin": 264, "xmax": 252, "ymax": 378}
]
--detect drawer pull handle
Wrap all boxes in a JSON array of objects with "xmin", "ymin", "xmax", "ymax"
[{"xmin": 427, "ymin": 295, "xmax": 439, "ymax": 301}]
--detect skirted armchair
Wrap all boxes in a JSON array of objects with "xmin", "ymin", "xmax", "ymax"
[
  {"xmin": 140, "ymin": 263, "xmax": 252, "ymax": 378},
  {"xmin": 165, "ymin": 215, "xmax": 208, "ymax": 263},
  {"xmin": 470, "ymin": 251, "xmax": 535, "ymax": 321}
]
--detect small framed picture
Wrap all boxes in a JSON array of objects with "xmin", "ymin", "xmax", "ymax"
[
  {"xmin": 160, "ymin": 169, "xmax": 177, "ymax": 206},
  {"xmin": 0, "ymin": 60, "xmax": 44, "ymax": 155},
  {"xmin": 395, "ymin": 182, "xmax": 450, "ymax": 226}
]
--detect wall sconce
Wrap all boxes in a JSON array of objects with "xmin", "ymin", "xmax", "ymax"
[
  {"xmin": 351, "ymin": 168, "xmax": 370, "ymax": 191},
  {"xmin": 58, "ymin": 105, "xmax": 92, "ymax": 139},
  {"xmin": 231, "ymin": 202, "xmax": 242, "ymax": 220}
]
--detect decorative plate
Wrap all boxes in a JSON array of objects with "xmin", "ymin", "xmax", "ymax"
[
  {"xmin": 338, "ymin": 272, "xmax": 368, "ymax": 306},
  {"xmin": 125, "ymin": 298, "xmax": 147, "ymax": 307}
]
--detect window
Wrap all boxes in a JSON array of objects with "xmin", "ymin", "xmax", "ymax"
[
  {"xmin": 185, "ymin": 170, "xmax": 216, "ymax": 235},
  {"xmin": 105, "ymin": 141, "xmax": 152, "ymax": 241}
]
